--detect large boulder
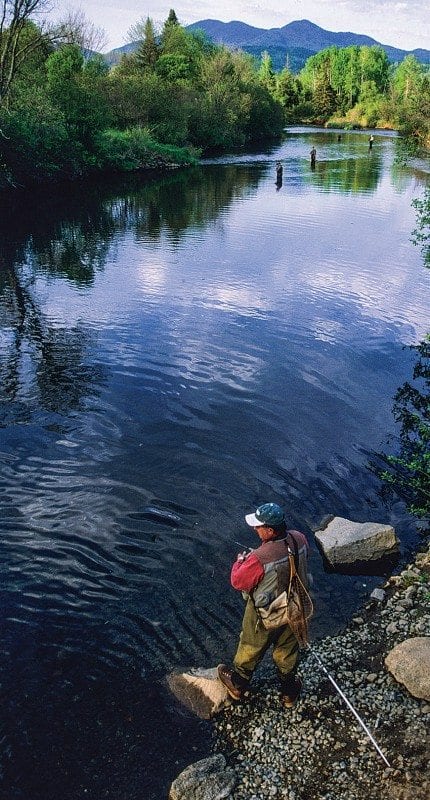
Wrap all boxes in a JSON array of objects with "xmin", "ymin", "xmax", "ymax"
[
  {"xmin": 314, "ymin": 516, "xmax": 399, "ymax": 567},
  {"xmin": 169, "ymin": 753, "xmax": 236, "ymax": 800},
  {"xmin": 385, "ymin": 637, "xmax": 430, "ymax": 700},
  {"xmin": 167, "ymin": 666, "xmax": 230, "ymax": 719}
]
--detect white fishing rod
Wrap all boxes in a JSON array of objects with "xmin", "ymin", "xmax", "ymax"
[{"xmin": 306, "ymin": 645, "xmax": 391, "ymax": 768}]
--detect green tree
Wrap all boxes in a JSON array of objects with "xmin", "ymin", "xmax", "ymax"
[
  {"xmin": 313, "ymin": 62, "xmax": 337, "ymax": 117},
  {"xmin": 0, "ymin": 0, "xmax": 51, "ymax": 105},
  {"xmin": 156, "ymin": 21, "xmax": 204, "ymax": 82},
  {"xmin": 359, "ymin": 46, "xmax": 389, "ymax": 95},
  {"xmin": 135, "ymin": 17, "xmax": 159, "ymax": 70},
  {"xmin": 0, "ymin": 88, "xmax": 72, "ymax": 183},
  {"xmin": 258, "ymin": 51, "xmax": 276, "ymax": 94},
  {"xmin": 276, "ymin": 66, "xmax": 299, "ymax": 105},
  {"xmin": 390, "ymin": 57, "xmax": 430, "ymax": 152},
  {"xmin": 161, "ymin": 8, "xmax": 179, "ymax": 50},
  {"xmin": 392, "ymin": 55, "xmax": 425, "ymax": 100},
  {"xmin": 47, "ymin": 45, "xmax": 110, "ymax": 155}
]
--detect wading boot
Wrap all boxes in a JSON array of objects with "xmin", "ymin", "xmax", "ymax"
[
  {"xmin": 280, "ymin": 676, "xmax": 302, "ymax": 709},
  {"xmin": 217, "ymin": 664, "xmax": 247, "ymax": 700}
]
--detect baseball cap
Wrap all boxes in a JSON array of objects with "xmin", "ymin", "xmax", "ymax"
[{"xmin": 245, "ymin": 503, "xmax": 285, "ymax": 528}]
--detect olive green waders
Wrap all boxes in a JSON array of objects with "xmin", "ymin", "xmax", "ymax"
[{"xmin": 233, "ymin": 597, "xmax": 299, "ymax": 684}]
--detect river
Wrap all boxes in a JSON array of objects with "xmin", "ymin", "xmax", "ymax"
[{"xmin": 0, "ymin": 128, "xmax": 429, "ymax": 799}]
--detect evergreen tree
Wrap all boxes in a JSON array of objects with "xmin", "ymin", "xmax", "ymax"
[
  {"xmin": 136, "ymin": 17, "xmax": 159, "ymax": 70},
  {"xmin": 275, "ymin": 65, "xmax": 300, "ymax": 118},
  {"xmin": 258, "ymin": 51, "xmax": 276, "ymax": 93},
  {"xmin": 161, "ymin": 9, "xmax": 179, "ymax": 51}
]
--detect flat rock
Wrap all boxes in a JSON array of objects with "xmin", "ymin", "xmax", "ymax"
[
  {"xmin": 169, "ymin": 754, "xmax": 236, "ymax": 800},
  {"xmin": 167, "ymin": 666, "xmax": 230, "ymax": 719},
  {"xmin": 314, "ymin": 516, "xmax": 399, "ymax": 567},
  {"xmin": 385, "ymin": 637, "xmax": 430, "ymax": 700}
]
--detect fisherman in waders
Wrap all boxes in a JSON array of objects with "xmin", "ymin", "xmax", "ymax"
[{"xmin": 218, "ymin": 503, "xmax": 309, "ymax": 708}]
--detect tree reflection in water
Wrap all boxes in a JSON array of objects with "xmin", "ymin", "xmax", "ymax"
[
  {"xmin": 0, "ymin": 165, "xmax": 263, "ymax": 419},
  {"xmin": 371, "ymin": 336, "xmax": 430, "ymax": 522},
  {"xmin": 371, "ymin": 188, "xmax": 430, "ymax": 523}
]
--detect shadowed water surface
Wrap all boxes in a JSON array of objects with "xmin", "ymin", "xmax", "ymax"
[{"xmin": 0, "ymin": 128, "xmax": 429, "ymax": 799}]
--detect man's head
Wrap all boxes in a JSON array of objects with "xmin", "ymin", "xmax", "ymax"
[{"xmin": 245, "ymin": 502, "xmax": 286, "ymax": 541}]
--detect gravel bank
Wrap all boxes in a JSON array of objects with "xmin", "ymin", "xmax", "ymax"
[{"xmin": 213, "ymin": 542, "xmax": 430, "ymax": 800}]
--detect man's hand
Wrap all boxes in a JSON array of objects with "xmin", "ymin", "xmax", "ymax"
[{"xmin": 237, "ymin": 551, "xmax": 248, "ymax": 562}]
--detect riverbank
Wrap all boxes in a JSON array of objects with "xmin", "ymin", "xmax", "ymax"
[
  {"xmin": 213, "ymin": 539, "xmax": 430, "ymax": 800},
  {"xmin": 0, "ymin": 130, "xmax": 199, "ymax": 191}
]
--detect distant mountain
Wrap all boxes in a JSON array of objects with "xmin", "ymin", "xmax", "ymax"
[
  {"xmin": 104, "ymin": 18, "xmax": 430, "ymax": 72},
  {"xmin": 186, "ymin": 18, "xmax": 430, "ymax": 71}
]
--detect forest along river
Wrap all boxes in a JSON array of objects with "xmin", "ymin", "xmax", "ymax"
[{"xmin": 0, "ymin": 128, "xmax": 429, "ymax": 799}]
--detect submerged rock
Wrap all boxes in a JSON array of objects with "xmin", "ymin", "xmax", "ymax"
[
  {"xmin": 385, "ymin": 637, "xmax": 430, "ymax": 700},
  {"xmin": 169, "ymin": 753, "xmax": 236, "ymax": 800},
  {"xmin": 314, "ymin": 516, "xmax": 399, "ymax": 567},
  {"xmin": 167, "ymin": 666, "xmax": 230, "ymax": 719}
]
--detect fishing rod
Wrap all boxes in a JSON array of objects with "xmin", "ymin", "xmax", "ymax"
[
  {"xmin": 234, "ymin": 541, "xmax": 254, "ymax": 552},
  {"xmin": 305, "ymin": 645, "xmax": 391, "ymax": 768}
]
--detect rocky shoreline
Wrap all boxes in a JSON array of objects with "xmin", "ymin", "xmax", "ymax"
[{"xmin": 205, "ymin": 540, "xmax": 430, "ymax": 800}]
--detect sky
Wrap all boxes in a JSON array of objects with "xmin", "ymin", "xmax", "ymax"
[{"xmin": 49, "ymin": 1, "xmax": 430, "ymax": 54}]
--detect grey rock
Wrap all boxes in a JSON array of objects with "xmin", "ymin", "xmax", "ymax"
[
  {"xmin": 370, "ymin": 588, "xmax": 386, "ymax": 602},
  {"xmin": 385, "ymin": 637, "xmax": 430, "ymax": 700},
  {"xmin": 169, "ymin": 754, "xmax": 236, "ymax": 800},
  {"xmin": 314, "ymin": 517, "xmax": 399, "ymax": 567}
]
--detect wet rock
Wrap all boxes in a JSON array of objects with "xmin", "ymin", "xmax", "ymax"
[
  {"xmin": 169, "ymin": 754, "xmax": 236, "ymax": 800},
  {"xmin": 167, "ymin": 666, "xmax": 230, "ymax": 719},
  {"xmin": 385, "ymin": 637, "xmax": 430, "ymax": 700},
  {"xmin": 314, "ymin": 516, "xmax": 399, "ymax": 567}
]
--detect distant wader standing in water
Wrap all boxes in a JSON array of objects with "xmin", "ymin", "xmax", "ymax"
[
  {"xmin": 217, "ymin": 503, "xmax": 310, "ymax": 708},
  {"xmin": 369, "ymin": 134, "xmax": 374, "ymax": 150},
  {"xmin": 276, "ymin": 161, "xmax": 283, "ymax": 190},
  {"xmin": 310, "ymin": 147, "xmax": 316, "ymax": 167}
]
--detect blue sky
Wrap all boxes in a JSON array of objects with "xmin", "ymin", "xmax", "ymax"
[{"xmin": 50, "ymin": 1, "xmax": 430, "ymax": 52}]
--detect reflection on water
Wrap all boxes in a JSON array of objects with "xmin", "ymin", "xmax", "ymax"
[{"xmin": 0, "ymin": 129, "xmax": 429, "ymax": 799}]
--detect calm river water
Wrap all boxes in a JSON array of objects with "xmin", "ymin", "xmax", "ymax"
[{"xmin": 0, "ymin": 128, "xmax": 429, "ymax": 799}]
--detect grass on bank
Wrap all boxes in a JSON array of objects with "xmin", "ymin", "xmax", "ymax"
[{"xmin": 95, "ymin": 127, "xmax": 200, "ymax": 172}]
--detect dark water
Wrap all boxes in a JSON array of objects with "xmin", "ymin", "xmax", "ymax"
[{"xmin": 0, "ymin": 128, "xmax": 429, "ymax": 799}]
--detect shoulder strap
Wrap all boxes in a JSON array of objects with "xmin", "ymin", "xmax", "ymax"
[{"xmin": 286, "ymin": 531, "xmax": 299, "ymax": 569}]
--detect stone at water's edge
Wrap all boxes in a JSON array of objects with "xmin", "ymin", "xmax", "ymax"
[
  {"xmin": 169, "ymin": 754, "xmax": 236, "ymax": 800},
  {"xmin": 314, "ymin": 516, "xmax": 399, "ymax": 567},
  {"xmin": 385, "ymin": 637, "xmax": 430, "ymax": 701},
  {"xmin": 167, "ymin": 666, "xmax": 231, "ymax": 719}
]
